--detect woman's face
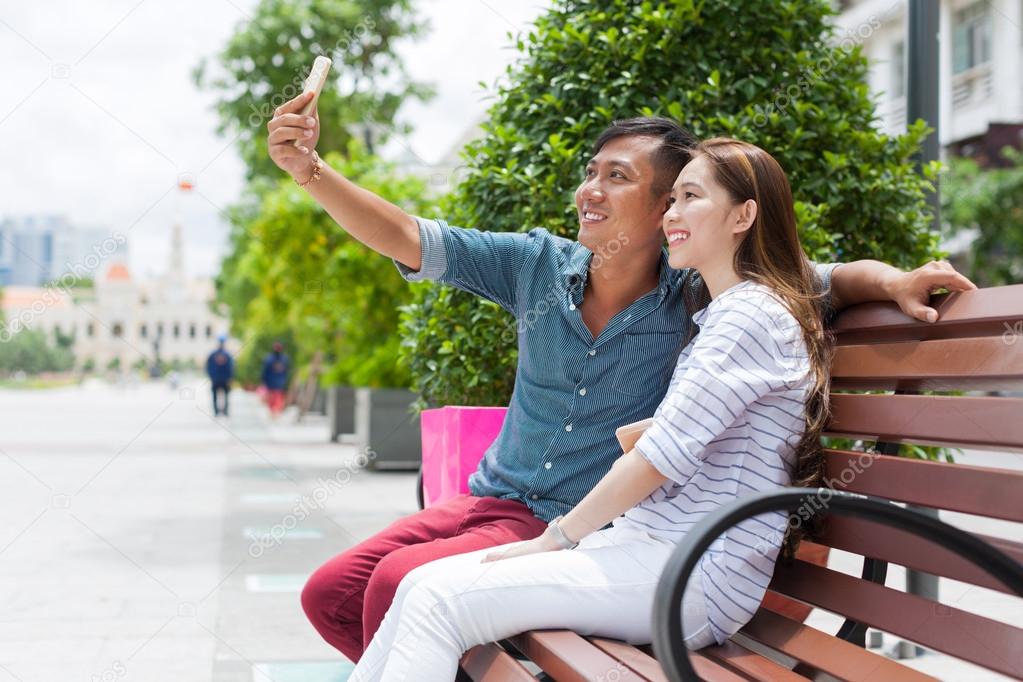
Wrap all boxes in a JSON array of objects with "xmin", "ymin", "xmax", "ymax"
[{"xmin": 662, "ymin": 155, "xmax": 747, "ymax": 271}]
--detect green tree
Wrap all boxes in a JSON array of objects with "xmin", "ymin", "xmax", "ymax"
[
  {"xmin": 942, "ymin": 149, "xmax": 1023, "ymax": 286},
  {"xmin": 0, "ymin": 328, "xmax": 74, "ymax": 375},
  {"xmin": 400, "ymin": 0, "xmax": 941, "ymax": 408},
  {"xmin": 193, "ymin": 0, "xmax": 431, "ymax": 182},
  {"xmin": 198, "ymin": 0, "xmax": 433, "ymax": 389}
]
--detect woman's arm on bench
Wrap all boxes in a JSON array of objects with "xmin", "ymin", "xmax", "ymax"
[{"xmin": 830, "ymin": 259, "xmax": 976, "ymax": 323}]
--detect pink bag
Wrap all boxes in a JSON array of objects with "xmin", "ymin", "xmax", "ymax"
[{"xmin": 420, "ymin": 406, "xmax": 508, "ymax": 508}]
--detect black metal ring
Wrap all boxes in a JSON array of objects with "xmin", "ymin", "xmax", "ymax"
[{"xmin": 651, "ymin": 488, "xmax": 1023, "ymax": 682}]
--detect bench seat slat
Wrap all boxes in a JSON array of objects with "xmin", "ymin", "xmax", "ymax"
[
  {"xmin": 824, "ymin": 449, "xmax": 1023, "ymax": 522},
  {"xmin": 740, "ymin": 608, "xmax": 939, "ymax": 682},
  {"xmin": 826, "ymin": 394, "xmax": 1023, "ymax": 452},
  {"xmin": 818, "ymin": 516, "xmax": 1023, "ymax": 594},
  {"xmin": 700, "ymin": 640, "xmax": 806, "ymax": 681},
  {"xmin": 508, "ymin": 631, "xmax": 648, "ymax": 682},
  {"xmin": 588, "ymin": 637, "xmax": 669, "ymax": 681},
  {"xmin": 770, "ymin": 560, "xmax": 1023, "ymax": 678},
  {"xmin": 460, "ymin": 643, "xmax": 534, "ymax": 682}
]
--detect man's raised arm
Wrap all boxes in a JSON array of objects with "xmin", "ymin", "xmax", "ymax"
[
  {"xmin": 266, "ymin": 90, "xmax": 422, "ymax": 270},
  {"xmin": 830, "ymin": 259, "xmax": 977, "ymax": 322}
]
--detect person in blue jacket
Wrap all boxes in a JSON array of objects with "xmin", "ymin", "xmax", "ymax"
[
  {"xmin": 206, "ymin": 335, "xmax": 234, "ymax": 416},
  {"xmin": 261, "ymin": 341, "xmax": 291, "ymax": 416}
]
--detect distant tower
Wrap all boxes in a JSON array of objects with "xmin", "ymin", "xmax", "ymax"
[{"xmin": 169, "ymin": 222, "xmax": 185, "ymax": 280}]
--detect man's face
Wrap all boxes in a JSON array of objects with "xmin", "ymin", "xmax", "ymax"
[{"xmin": 574, "ymin": 135, "xmax": 668, "ymax": 255}]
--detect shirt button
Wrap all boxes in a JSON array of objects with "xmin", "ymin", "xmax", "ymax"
[
  {"xmin": 565, "ymin": 424, "xmax": 573, "ymax": 432},
  {"xmin": 579, "ymin": 388, "xmax": 586, "ymax": 396},
  {"xmin": 588, "ymin": 349, "xmax": 596, "ymax": 356},
  {"xmin": 545, "ymin": 462, "xmax": 552, "ymax": 469},
  {"xmin": 531, "ymin": 494, "xmax": 538, "ymax": 500},
  {"xmin": 569, "ymin": 303, "xmax": 576, "ymax": 310}
]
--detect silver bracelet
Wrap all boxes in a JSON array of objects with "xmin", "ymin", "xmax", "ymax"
[{"xmin": 547, "ymin": 515, "xmax": 579, "ymax": 550}]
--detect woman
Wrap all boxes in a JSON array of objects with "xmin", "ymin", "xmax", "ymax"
[{"xmin": 349, "ymin": 138, "xmax": 832, "ymax": 681}]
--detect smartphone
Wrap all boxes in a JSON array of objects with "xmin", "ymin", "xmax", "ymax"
[{"xmin": 293, "ymin": 55, "xmax": 332, "ymax": 146}]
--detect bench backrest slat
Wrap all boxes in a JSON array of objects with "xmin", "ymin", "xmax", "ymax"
[
  {"xmin": 816, "ymin": 516, "xmax": 1023, "ymax": 594},
  {"xmin": 826, "ymin": 394, "xmax": 1023, "ymax": 451},
  {"xmin": 822, "ymin": 449, "xmax": 1023, "ymax": 521},
  {"xmin": 830, "ymin": 336, "xmax": 1023, "ymax": 391},
  {"xmin": 770, "ymin": 560, "xmax": 1023, "ymax": 678},
  {"xmin": 831, "ymin": 284, "xmax": 1023, "ymax": 345}
]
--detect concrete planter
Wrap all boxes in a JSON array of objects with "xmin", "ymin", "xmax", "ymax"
[
  {"xmin": 358, "ymin": 388, "xmax": 422, "ymax": 471},
  {"xmin": 328, "ymin": 386, "xmax": 357, "ymax": 442}
]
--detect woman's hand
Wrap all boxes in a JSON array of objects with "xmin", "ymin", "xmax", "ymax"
[
  {"xmin": 267, "ymin": 91, "xmax": 321, "ymax": 182},
  {"xmin": 482, "ymin": 530, "xmax": 564, "ymax": 563}
]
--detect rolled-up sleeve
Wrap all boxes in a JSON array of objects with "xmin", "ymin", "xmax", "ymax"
[
  {"xmin": 393, "ymin": 217, "xmax": 541, "ymax": 314},
  {"xmin": 812, "ymin": 261, "xmax": 841, "ymax": 322},
  {"xmin": 394, "ymin": 217, "xmax": 449, "ymax": 283}
]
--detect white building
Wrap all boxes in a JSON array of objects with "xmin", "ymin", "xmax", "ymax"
[
  {"xmin": 836, "ymin": 0, "xmax": 1023, "ymax": 163},
  {"xmin": 1, "ymin": 224, "xmax": 228, "ymax": 371}
]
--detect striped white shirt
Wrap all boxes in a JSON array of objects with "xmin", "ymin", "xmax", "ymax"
[{"xmin": 616, "ymin": 280, "xmax": 811, "ymax": 644}]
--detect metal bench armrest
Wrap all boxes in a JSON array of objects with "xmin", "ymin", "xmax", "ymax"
[{"xmin": 651, "ymin": 487, "xmax": 1023, "ymax": 682}]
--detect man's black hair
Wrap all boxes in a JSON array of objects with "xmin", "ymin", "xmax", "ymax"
[{"xmin": 592, "ymin": 117, "xmax": 699, "ymax": 196}]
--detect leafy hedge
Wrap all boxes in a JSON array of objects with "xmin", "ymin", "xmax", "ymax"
[{"xmin": 400, "ymin": 0, "xmax": 941, "ymax": 407}]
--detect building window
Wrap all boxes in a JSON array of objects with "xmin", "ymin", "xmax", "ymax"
[
  {"xmin": 112, "ymin": 323, "xmax": 123, "ymax": 338},
  {"xmin": 953, "ymin": 1, "xmax": 992, "ymax": 74},
  {"xmin": 189, "ymin": 324, "xmax": 196, "ymax": 339},
  {"xmin": 157, "ymin": 322, "xmax": 164, "ymax": 338},
  {"xmin": 205, "ymin": 324, "xmax": 213, "ymax": 339},
  {"xmin": 173, "ymin": 323, "xmax": 180, "ymax": 339},
  {"xmin": 87, "ymin": 323, "xmax": 94, "ymax": 338},
  {"xmin": 890, "ymin": 40, "xmax": 905, "ymax": 99},
  {"xmin": 140, "ymin": 323, "xmax": 148, "ymax": 338}
]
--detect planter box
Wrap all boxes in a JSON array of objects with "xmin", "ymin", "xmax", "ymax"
[
  {"xmin": 362, "ymin": 388, "xmax": 422, "ymax": 471},
  {"xmin": 420, "ymin": 406, "xmax": 508, "ymax": 507},
  {"xmin": 328, "ymin": 386, "xmax": 356, "ymax": 442}
]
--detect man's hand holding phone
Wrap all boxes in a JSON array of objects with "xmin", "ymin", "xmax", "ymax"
[{"xmin": 267, "ymin": 91, "xmax": 321, "ymax": 183}]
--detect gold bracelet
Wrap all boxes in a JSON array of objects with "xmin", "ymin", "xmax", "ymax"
[{"xmin": 295, "ymin": 150, "xmax": 322, "ymax": 188}]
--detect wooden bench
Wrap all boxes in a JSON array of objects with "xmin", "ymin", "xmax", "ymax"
[{"xmin": 459, "ymin": 283, "xmax": 1023, "ymax": 681}]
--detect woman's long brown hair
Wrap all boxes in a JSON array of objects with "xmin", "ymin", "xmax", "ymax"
[{"xmin": 693, "ymin": 138, "xmax": 833, "ymax": 558}]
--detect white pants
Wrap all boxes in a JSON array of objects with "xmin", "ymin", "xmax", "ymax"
[{"xmin": 349, "ymin": 523, "xmax": 716, "ymax": 682}]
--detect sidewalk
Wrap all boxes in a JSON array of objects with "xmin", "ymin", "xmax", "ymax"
[{"xmin": 0, "ymin": 378, "xmax": 416, "ymax": 682}]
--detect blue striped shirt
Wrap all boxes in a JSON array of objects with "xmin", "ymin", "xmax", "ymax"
[
  {"xmin": 397, "ymin": 218, "xmax": 835, "ymax": 523},
  {"xmin": 619, "ymin": 281, "xmax": 810, "ymax": 644}
]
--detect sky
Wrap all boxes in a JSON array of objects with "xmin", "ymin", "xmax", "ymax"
[{"xmin": 0, "ymin": 0, "xmax": 549, "ymax": 279}]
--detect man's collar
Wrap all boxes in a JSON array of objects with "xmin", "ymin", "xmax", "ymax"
[{"xmin": 562, "ymin": 243, "xmax": 679, "ymax": 299}]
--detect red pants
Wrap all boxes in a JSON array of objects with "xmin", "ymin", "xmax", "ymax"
[
  {"xmin": 265, "ymin": 388, "xmax": 286, "ymax": 414},
  {"xmin": 301, "ymin": 494, "xmax": 547, "ymax": 662}
]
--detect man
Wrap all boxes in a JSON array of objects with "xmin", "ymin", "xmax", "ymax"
[
  {"xmin": 205, "ymin": 334, "xmax": 234, "ymax": 417},
  {"xmin": 261, "ymin": 341, "xmax": 291, "ymax": 417},
  {"xmin": 267, "ymin": 91, "xmax": 975, "ymax": 661}
]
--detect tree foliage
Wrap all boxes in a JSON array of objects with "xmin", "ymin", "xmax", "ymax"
[
  {"xmin": 0, "ymin": 328, "xmax": 75, "ymax": 375},
  {"xmin": 198, "ymin": 0, "xmax": 433, "ymax": 388},
  {"xmin": 399, "ymin": 0, "xmax": 942, "ymax": 408},
  {"xmin": 193, "ymin": 0, "xmax": 431, "ymax": 182},
  {"xmin": 942, "ymin": 149, "xmax": 1023, "ymax": 286},
  {"xmin": 224, "ymin": 143, "xmax": 433, "ymax": 388}
]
